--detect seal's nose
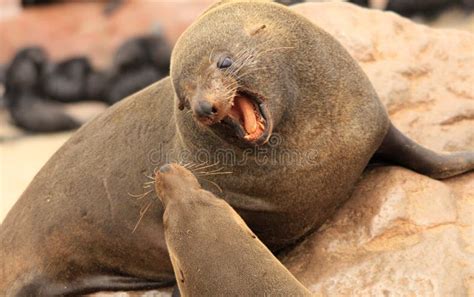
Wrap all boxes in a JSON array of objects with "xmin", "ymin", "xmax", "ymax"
[
  {"xmin": 159, "ymin": 164, "xmax": 173, "ymax": 173},
  {"xmin": 194, "ymin": 100, "xmax": 216, "ymax": 118}
]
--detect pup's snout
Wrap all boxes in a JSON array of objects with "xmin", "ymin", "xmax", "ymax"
[{"xmin": 159, "ymin": 164, "xmax": 173, "ymax": 173}]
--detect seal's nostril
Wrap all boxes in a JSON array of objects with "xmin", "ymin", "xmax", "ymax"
[
  {"xmin": 160, "ymin": 164, "xmax": 172, "ymax": 173},
  {"xmin": 195, "ymin": 100, "xmax": 215, "ymax": 118}
]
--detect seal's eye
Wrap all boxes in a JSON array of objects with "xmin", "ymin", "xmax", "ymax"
[{"xmin": 217, "ymin": 57, "xmax": 232, "ymax": 69}]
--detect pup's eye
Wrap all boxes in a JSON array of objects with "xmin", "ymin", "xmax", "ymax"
[{"xmin": 217, "ymin": 57, "xmax": 232, "ymax": 69}]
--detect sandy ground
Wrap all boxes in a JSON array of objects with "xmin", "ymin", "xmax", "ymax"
[
  {"xmin": 0, "ymin": 111, "xmax": 72, "ymax": 222},
  {"xmin": 0, "ymin": 3, "xmax": 473, "ymax": 223}
]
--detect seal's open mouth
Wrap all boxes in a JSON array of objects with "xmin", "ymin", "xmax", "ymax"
[{"xmin": 221, "ymin": 90, "xmax": 271, "ymax": 145}]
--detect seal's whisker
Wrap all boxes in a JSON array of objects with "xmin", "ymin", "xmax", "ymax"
[
  {"xmin": 200, "ymin": 178, "xmax": 223, "ymax": 193},
  {"xmin": 222, "ymin": 88, "xmax": 237, "ymax": 99},
  {"xmin": 229, "ymin": 47, "xmax": 245, "ymax": 63},
  {"xmin": 223, "ymin": 81, "xmax": 239, "ymax": 93},
  {"xmin": 132, "ymin": 200, "xmax": 153, "ymax": 233},
  {"xmin": 224, "ymin": 73, "xmax": 239, "ymax": 88},
  {"xmin": 223, "ymin": 78, "xmax": 239, "ymax": 88},
  {"xmin": 222, "ymin": 79, "xmax": 239, "ymax": 90},
  {"xmin": 222, "ymin": 86, "xmax": 238, "ymax": 100},
  {"xmin": 232, "ymin": 53, "xmax": 256, "ymax": 75},
  {"xmin": 231, "ymin": 47, "xmax": 252, "ymax": 65},
  {"xmin": 227, "ymin": 49, "xmax": 255, "ymax": 74},
  {"xmin": 229, "ymin": 54, "xmax": 260, "ymax": 77}
]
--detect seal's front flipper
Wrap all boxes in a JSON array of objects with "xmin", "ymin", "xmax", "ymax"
[
  {"xmin": 374, "ymin": 122, "xmax": 474, "ymax": 179},
  {"xmin": 17, "ymin": 275, "xmax": 174, "ymax": 296}
]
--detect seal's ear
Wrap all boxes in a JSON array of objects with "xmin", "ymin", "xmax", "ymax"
[
  {"xmin": 177, "ymin": 96, "xmax": 185, "ymax": 110},
  {"xmin": 247, "ymin": 24, "xmax": 267, "ymax": 36}
]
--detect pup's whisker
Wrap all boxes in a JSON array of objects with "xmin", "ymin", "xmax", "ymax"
[
  {"xmin": 200, "ymin": 178, "xmax": 223, "ymax": 193},
  {"xmin": 187, "ymin": 162, "xmax": 207, "ymax": 169},
  {"xmin": 195, "ymin": 171, "xmax": 233, "ymax": 176},
  {"xmin": 200, "ymin": 167, "xmax": 226, "ymax": 174},
  {"xmin": 182, "ymin": 162, "xmax": 194, "ymax": 168},
  {"xmin": 191, "ymin": 161, "xmax": 221, "ymax": 171},
  {"xmin": 143, "ymin": 173, "xmax": 155, "ymax": 180},
  {"xmin": 132, "ymin": 200, "xmax": 153, "ymax": 233},
  {"xmin": 128, "ymin": 190, "xmax": 153, "ymax": 200}
]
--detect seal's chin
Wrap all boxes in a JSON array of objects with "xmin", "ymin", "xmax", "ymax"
[{"xmin": 220, "ymin": 90, "xmax": 272, "ymax": 146}]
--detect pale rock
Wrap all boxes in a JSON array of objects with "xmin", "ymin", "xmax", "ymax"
[
  {"xmin": 292, "ymin": 2, "xmax": 474, "ymax": 153},
  {"xmin": 280, "ymin": 3, "xmax": 474, "ymax": 296}
]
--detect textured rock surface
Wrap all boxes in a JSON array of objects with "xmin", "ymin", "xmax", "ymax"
[
  {"xmin": 282, "ymin": 167, "xmax": 473, "ymax": 296},
  {"xmin": 294, "ymin": 2, "xmax": 474, "ymax": 153},
  {"xmin": 280, "ymin": 2, "xmax": 474, "ymax": 296}
]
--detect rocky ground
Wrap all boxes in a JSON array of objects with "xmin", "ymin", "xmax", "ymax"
[
  {"xmin": 287, "ymin": 3, "xmax": 474, "ymax": 295},
  {"xmin": 1, "ymin": 1, "xmax": 473, "ymax": 296}
]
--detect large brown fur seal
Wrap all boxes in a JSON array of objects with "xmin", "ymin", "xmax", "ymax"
[
  {"xmin": 1, "ymin": 0, "xmax": 473, "ymax": 295},
  {"xmin": 156, "ymin": 163, "xmax": 312, "ymax": 297}
]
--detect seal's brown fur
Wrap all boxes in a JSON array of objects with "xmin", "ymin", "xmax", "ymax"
[
  {"xmin": 171, "ymin": 0, "xmax": 389, "ymax": 248},
  {"xmin": 156, "ymin": 163, "xmax": 312, "ymax": 297},
  {"xmin": 1, "ymin": 1, "xmax": 473, "ymax": 295}
]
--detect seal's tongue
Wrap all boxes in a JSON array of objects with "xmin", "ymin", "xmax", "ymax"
[{"xmin": 231, "ymin": 96, "xmax": 257, "ymax": 134}]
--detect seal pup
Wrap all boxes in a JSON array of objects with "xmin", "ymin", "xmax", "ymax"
[
  {"xmin": 156, "ymin": 163, "xmax": 312, "ymax": 297},
  {"xmin": 1, "ymin": 1, "xmax": 473, "ymax": 295},
  {"xmin": 43, "ymin": 56, "xmax": 97, "ymax": 103},
  {"xmin": 105, "ymin": 33, "xmax": 171, "ymax": 104},
  {"xmin": 0, "ymin": 64, "xmax": 6, "ymax": 108},
  {"xmin": 4, "ymin": 47, "xmax": 81, "ymax": 132}
]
